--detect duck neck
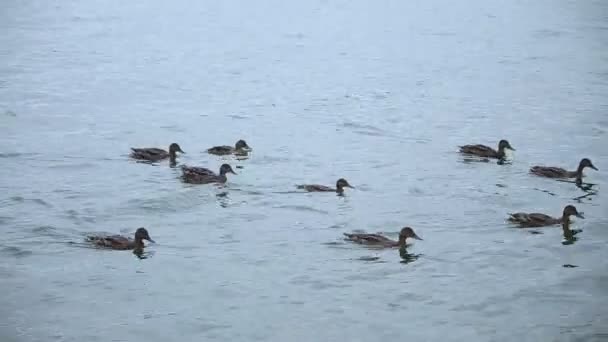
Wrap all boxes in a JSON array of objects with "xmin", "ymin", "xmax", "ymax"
[
  {"xmin": 574, "ymin": 163, "xmax": 585, "ymax": 182},
  {"xmin": 336, "ymin": 186, "xmax": 344, "ymax": 194},
  {"xmin": 169, "ymin": 150, "xmax": 177, "ymax": 164},
  {"xmin": 133, "ymin": 237, "xmax": 145, "ymax": 250},
  {"xmin": 496, "ymin": 146, "xmax": 506, "ymax": 159},
  {"xmin": 397, "ymin": 235, "xmax": 407, "ymax": 248},
  {"xmin": 561, "ymin": 215, "xmax": 571, "ymax": 232}
]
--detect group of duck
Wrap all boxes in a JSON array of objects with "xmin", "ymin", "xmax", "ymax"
[{"xmin": 86, "ymin": 138, "xmax": 599, "ymax": 257}]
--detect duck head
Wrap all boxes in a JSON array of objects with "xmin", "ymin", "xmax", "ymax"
[
  {"xmin": 563, "ymin": 205, "xmax": 584, "ymax": 219},
  {"xmin": 235, "ymin": 140, "xmax": 251, "ymax": 150},
  {"xmin": 336, "ymin": 178, "xmax": 354, "ymax": 190},
  {"xmin": 169, "ymin": 143, "xmax": 185, "ymax": 154},
  {"xmin": 579, "ymin": 158, "xmax": 598, "ymax": 171},
  {"xmin": 400, "ymin": 227, "xmax": 423, "ymax": 241},
  {"xmin": 135, "ymin": 227, "xmax": 155, "ymax": 243},
  {"xmin": 498, "ymin": 140, "xmax": 515, "ymax": 151},
  {"xmin": 219, "ymin": 164, "xmax": 237, "ymax": 175}
]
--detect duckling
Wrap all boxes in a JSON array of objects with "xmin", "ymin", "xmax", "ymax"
[
  {"xmin": 344, "ymin": 227, "xmax": 423, "ymax": 248},
  {"xmin": 297, "ymin": 178, "xmax": 354, "ymax": 194},
  {"xmin": 207, "ymin": 140, "xmax": 251, "ymax": 155},
  {"xmin": 459, "ymin": 139, "xmax": 515, "ymax": 159},
  {"xmin": 508, "ymin": 205, "xmax": 584, "ymax": 228},
  {"xmin": 181, "ymin": 163, "xmax": 237, "ymax": 184},
  {"xmin": 130, "ymin": 143, "xmax": 185, "ymax": 163},
  {"xmin": 86, "ymin": 227, "xmax": 155, "ymax": 251},
  {"xmin": 530, "ymin": 158, "xmax": 598, "ymax": 183}
]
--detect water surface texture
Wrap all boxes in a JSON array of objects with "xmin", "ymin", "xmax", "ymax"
[{"xmin": 1, "ymin": 1, "xmax": 608, "ymax": 341}]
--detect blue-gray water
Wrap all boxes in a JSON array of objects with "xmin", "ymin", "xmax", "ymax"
[{"xmin": 1, "ymin": 1, "xmax": 608, "ymax": 341}]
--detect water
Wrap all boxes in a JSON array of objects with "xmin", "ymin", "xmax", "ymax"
[{"xmin": 1, "ymin": 0, "xmax": 608, "ymax": 341}]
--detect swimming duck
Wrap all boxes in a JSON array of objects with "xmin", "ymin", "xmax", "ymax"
[
  {"xmin": 508, "ymin": 205, "xmax": 583, "ymax": 228},
  {"xmin": 86, "ymin": 227, "xmax": 155, "ymax": 251},
  {"xmin": 530, "ymin": 158, "xmax": 598, "ymax": 183},
  {"xmin": 207, "ymin": 140, "xmax": 251, "ymax": 155},
  {"xmin": 130, "ymin": 143, "xmax": 185, "ymax": 163},
  {"xmin": 344, "ymin": 227, "xmax": 422, "ymax": 248},
  {"xmin": 181, "ymin": 163, "xmax": 237, "ymax": 184},
  {"xmin": 297, "ymin": 178, "xmax": 354, "ymax": 194},
  {"xmin": 459, "ymin": 139, "xmax": 515, "ymax": 159}
]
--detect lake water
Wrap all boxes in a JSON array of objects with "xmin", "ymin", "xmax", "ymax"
[{"xmin": 1, "ymin": 1, "xmax": 608, "ymax": 341}]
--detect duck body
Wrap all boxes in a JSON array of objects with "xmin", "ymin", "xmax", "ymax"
[
  {"xmin": 529, "ymin": 166, "xmax": 573, "ymax": 178},
  {"xmin": 130, "ymin": 143, "xmax": 184, "ymax": 162},
  {"xmin": 297, "ymin": 184, "xmax": 334, "ymax": 192},
  {"xmin": 297, "ymin": 178, "xmax": 354, "ymax": 194},
  {"xmin": 344, "ymin": 227, "xmax": 422, "ymax": 248},
  {"xmin": 459, "ymin": 140, "xmax": 514, "ymax": 159},
  {"xmin": 507, "ymin": 213, "xmax": 561, "ymax": 227},
  {"xmin": 343, "ymin": 233, "xmax": 401, "ymax": 247},
  {"xmin": 508, "ymin": 205, "xmax": 583, "ymax": 228},
  {"xmin": 181, "ymin": 164, "xmax": 236, "ymax": 184},
  {"xmin": 86, "ymin": 227, "xmax": 154, "ymax": 251},
  {"xmin": 207, "ymin": 140, "xmax": 251, "ymax": 156},
  {"xmin": 530, "ymin": 158, "xmax": 598, "ymax": 181}
]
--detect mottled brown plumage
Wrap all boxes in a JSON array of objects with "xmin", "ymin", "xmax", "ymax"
[
  {"xmin": 86, "ymin": 227, "xmax": 155, "ymax": 251},
  {"xmin": 508, "ymin": 205, "xmax": 583, "ymax": 228},
  {"xmin": 297, "ymin": 178, "xmax": 354, "ymax": 193},
  {"xmin": 459, "ymin": 140, "xmax": 514, "ymax": 159},
  {"xmin": 130, "ymin": 143, "xmax": 185, "ymax": 162},
  {"xmin": 530, "ymin": 158, "xmax": 598, "ymax": 183},
  {"xmin": 343, "ymin": 227, "xmax": 422, "ymax": 248},
  {"xmin": 207, "ymin": 140, "xmax": 251, "ymax": 155},
  {"xmin": 181, "ymin": 163, "xmax": 237, "ymax": 184}
]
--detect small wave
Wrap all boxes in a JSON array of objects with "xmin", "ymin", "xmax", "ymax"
[
  {"xmin": 341, "ymin": 121, "xmax": 387, "ymax": 137},
  {"xmin": 31, "ymin": 225, "xmax": 62, "ymax": 237},
  {"xmin": 0, "ymin": 152, "xmax": 22, "ymax": 158},
  {"xmin": 0, "ymin": 245, "xmax": 33, "ymax": 257},
  {"xmin": 273, "ymin": 204, "xmax": 329, "ymax": 215}
]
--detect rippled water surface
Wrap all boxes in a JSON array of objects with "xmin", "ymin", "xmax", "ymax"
[{"xmin": 2, "ymin": 1, "xmax": 608, "ymax": 341}]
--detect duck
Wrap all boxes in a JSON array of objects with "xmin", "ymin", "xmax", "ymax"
[
  {"xmin": 344, "ymin": 227, "xmax": 423, "ymax": 248},
  {"xmin": 207, "ymin": 140, "xmax": 251, "ymax": 155},
  {"xmin": 508, "ymin": 205, "xmax": 584, "ymax": 228},
  {"xmin": 459, "ymin": 139, "xmax": 515, "ymax": 159},
  {"xmin": 181, "ymin": 163, "xmax": 237, "ymax": 184},
  {"xmin": 297, "ymin": 178, "xmax": 354, "ymax": 194},
  {"xmin": 530, "ymin": 158, "xmax": 598, "ymax": 183},
  {"xmin": 86, "ymin": 227, "xmax": 155, "ymax": 251},
  {"xmin": 130, "ymin": 143, "xmax": 185, "ymax": 163}
]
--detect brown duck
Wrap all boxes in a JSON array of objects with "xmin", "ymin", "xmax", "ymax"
[
  {"xmin": 130, "ymin": 143, "xmax": 185, "ymax": 163},
  {"xmin": 508, "ymin": 205, "xmax": 583, "ymax": 228},
  {"xmin": 207, "ymin": 140, "xmax": 251, "ymax": 155},
  {"xmin": 297, "ymin": 178, "xmax": 354, "ymax": 194},
  {"xmin": 343, "ymin": 227, "xmax": 422, "ymax": 248},
  {"xmin": 181, "ymin": 163, "xmax": 237, "ymax": 184},
  {"xmin": 459, "ymin": 139, "xmax": 515, "ymax": 159},
  {"xmin": 86, "ymin": 227, "xmax": 155, "ymax": 251},
  {"xmin": 530, "ymin": 158, "xmax": 598, "ymax": 183}
]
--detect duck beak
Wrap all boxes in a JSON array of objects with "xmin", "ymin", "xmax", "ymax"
[
  {"xmin": 412, "ymin": 233, "xmax": 423, "ymax": 241},
  {"xmin": 346, "ymin": 184, "xmax": 355, "ymax": 189},
  {"xmin": 590, "ymin": 164, "xmax": 598, "ymax": 171},
  {"xmin": 575, "ymin": 212, "xmax": 585, "ymax": 219},
  {"xmin": 508, "ymin": 145, "xmax": 515, "ymax": 151},
  {"xmin": 230, "ymin": 169, "xmax": 237, "ymax": 175},
  {"xmin": 146, "ymin": 238, "xmax": 156, "ymax": 243}
]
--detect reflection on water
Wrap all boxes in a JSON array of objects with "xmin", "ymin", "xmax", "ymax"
[
  {"xmin": 133, "ymin": 248, "xmax": 154, "ymax": 260},
  {"xmin": 399, "ymin": 247, "xmax": 420, "ymax": 265}
]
